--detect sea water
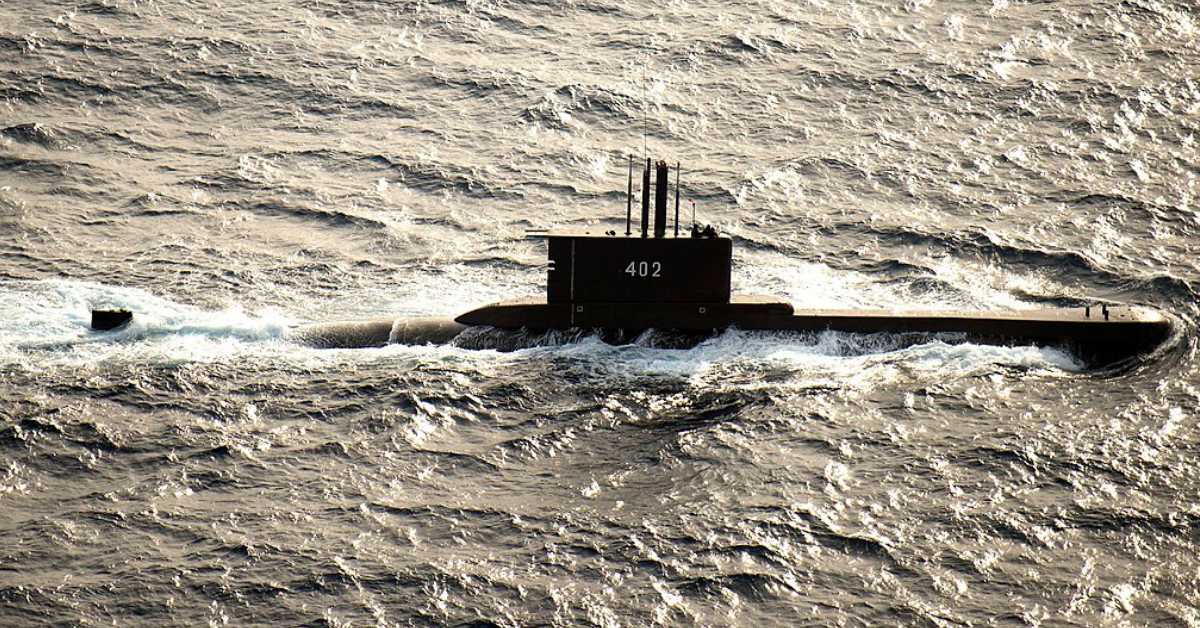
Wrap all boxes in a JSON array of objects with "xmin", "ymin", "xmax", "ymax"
[{"xmin": 2, "ymin": 0, "xmax": 1199, "ymax": 625}]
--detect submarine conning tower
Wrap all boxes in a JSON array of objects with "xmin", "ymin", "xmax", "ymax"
[
  {"xmin": 455, "ymin": 158, "xmax": 796, "ymax": 330},
  {"xmin": 549, "ymin": 159, "xmax": 730, "ymax": 306}
]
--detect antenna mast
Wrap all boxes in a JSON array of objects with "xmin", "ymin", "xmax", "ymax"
[
  {"xmin": 640, "ymin": 158, "xmax": 650, "ymax": 238},
  {"xmin": 673, "ymin": 161, "xmax": 680, "ymax": 237},
  {"xmin": 625, "ymin": 155, "xmax": 633, "ymax": 236}
]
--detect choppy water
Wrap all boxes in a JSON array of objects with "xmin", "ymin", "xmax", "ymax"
[{"xmin": 3, "ymin": 0, "xmax": 1200, "ymax": 625}]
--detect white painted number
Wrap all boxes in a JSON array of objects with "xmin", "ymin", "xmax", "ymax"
[{"xmin": 624, "ymin": 261, "xmax": 662, "ymax": 277}]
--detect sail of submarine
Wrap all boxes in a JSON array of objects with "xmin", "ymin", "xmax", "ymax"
[{"xmin": 286, "ymin": 157, "xmax": 1173, "ymax": 368}]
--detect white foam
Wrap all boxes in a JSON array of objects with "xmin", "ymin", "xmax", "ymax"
[
  {"xmin": 0, "ymin": 279, "xmax": 295, "ymax": 369},
  {"xmin": 505, "ymin": 328, "xmax": 1081, "ymax": 391},
  {"xmin": 0, "ymin": 278, "xmax": 1083, "ymax": 379}
]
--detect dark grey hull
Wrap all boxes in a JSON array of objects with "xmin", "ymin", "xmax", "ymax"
[
  {"xmin": 289, "ymin": 297, "xmax": 1175, "ymax": 369},
  {"xmin": 290, "ymin": 317, "xmax": 468, "ymax": 349}
]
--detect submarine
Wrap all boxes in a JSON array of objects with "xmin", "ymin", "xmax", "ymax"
[
  {"xmin": 280, "ymin": 158, "xmax": 1174, "ymax": 368},
  {"xmin": 92, "ymin": 158, "xmax": 1174, "ymax": 367}
]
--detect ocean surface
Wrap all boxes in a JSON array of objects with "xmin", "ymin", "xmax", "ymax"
[{"xmin": 3, "ymin": 0, "xmax": 1200, "ymax": 625}]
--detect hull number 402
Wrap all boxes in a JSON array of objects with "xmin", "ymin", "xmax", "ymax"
[{"xmin": 625, "ymin": 261, "xmax": 662, "ymax": 278}]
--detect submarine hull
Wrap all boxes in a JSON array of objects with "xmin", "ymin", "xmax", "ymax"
[
  {"xmin": 453, "ymin": 297, "xmax": 1174, "ymax": 367},
  {"xmin": 290, "ymin": 317, "xmax": 466, "ymax": 349},
  {"xmin": 289, "ymin": 298, "xmax": 1173, "ymax": 368}
]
